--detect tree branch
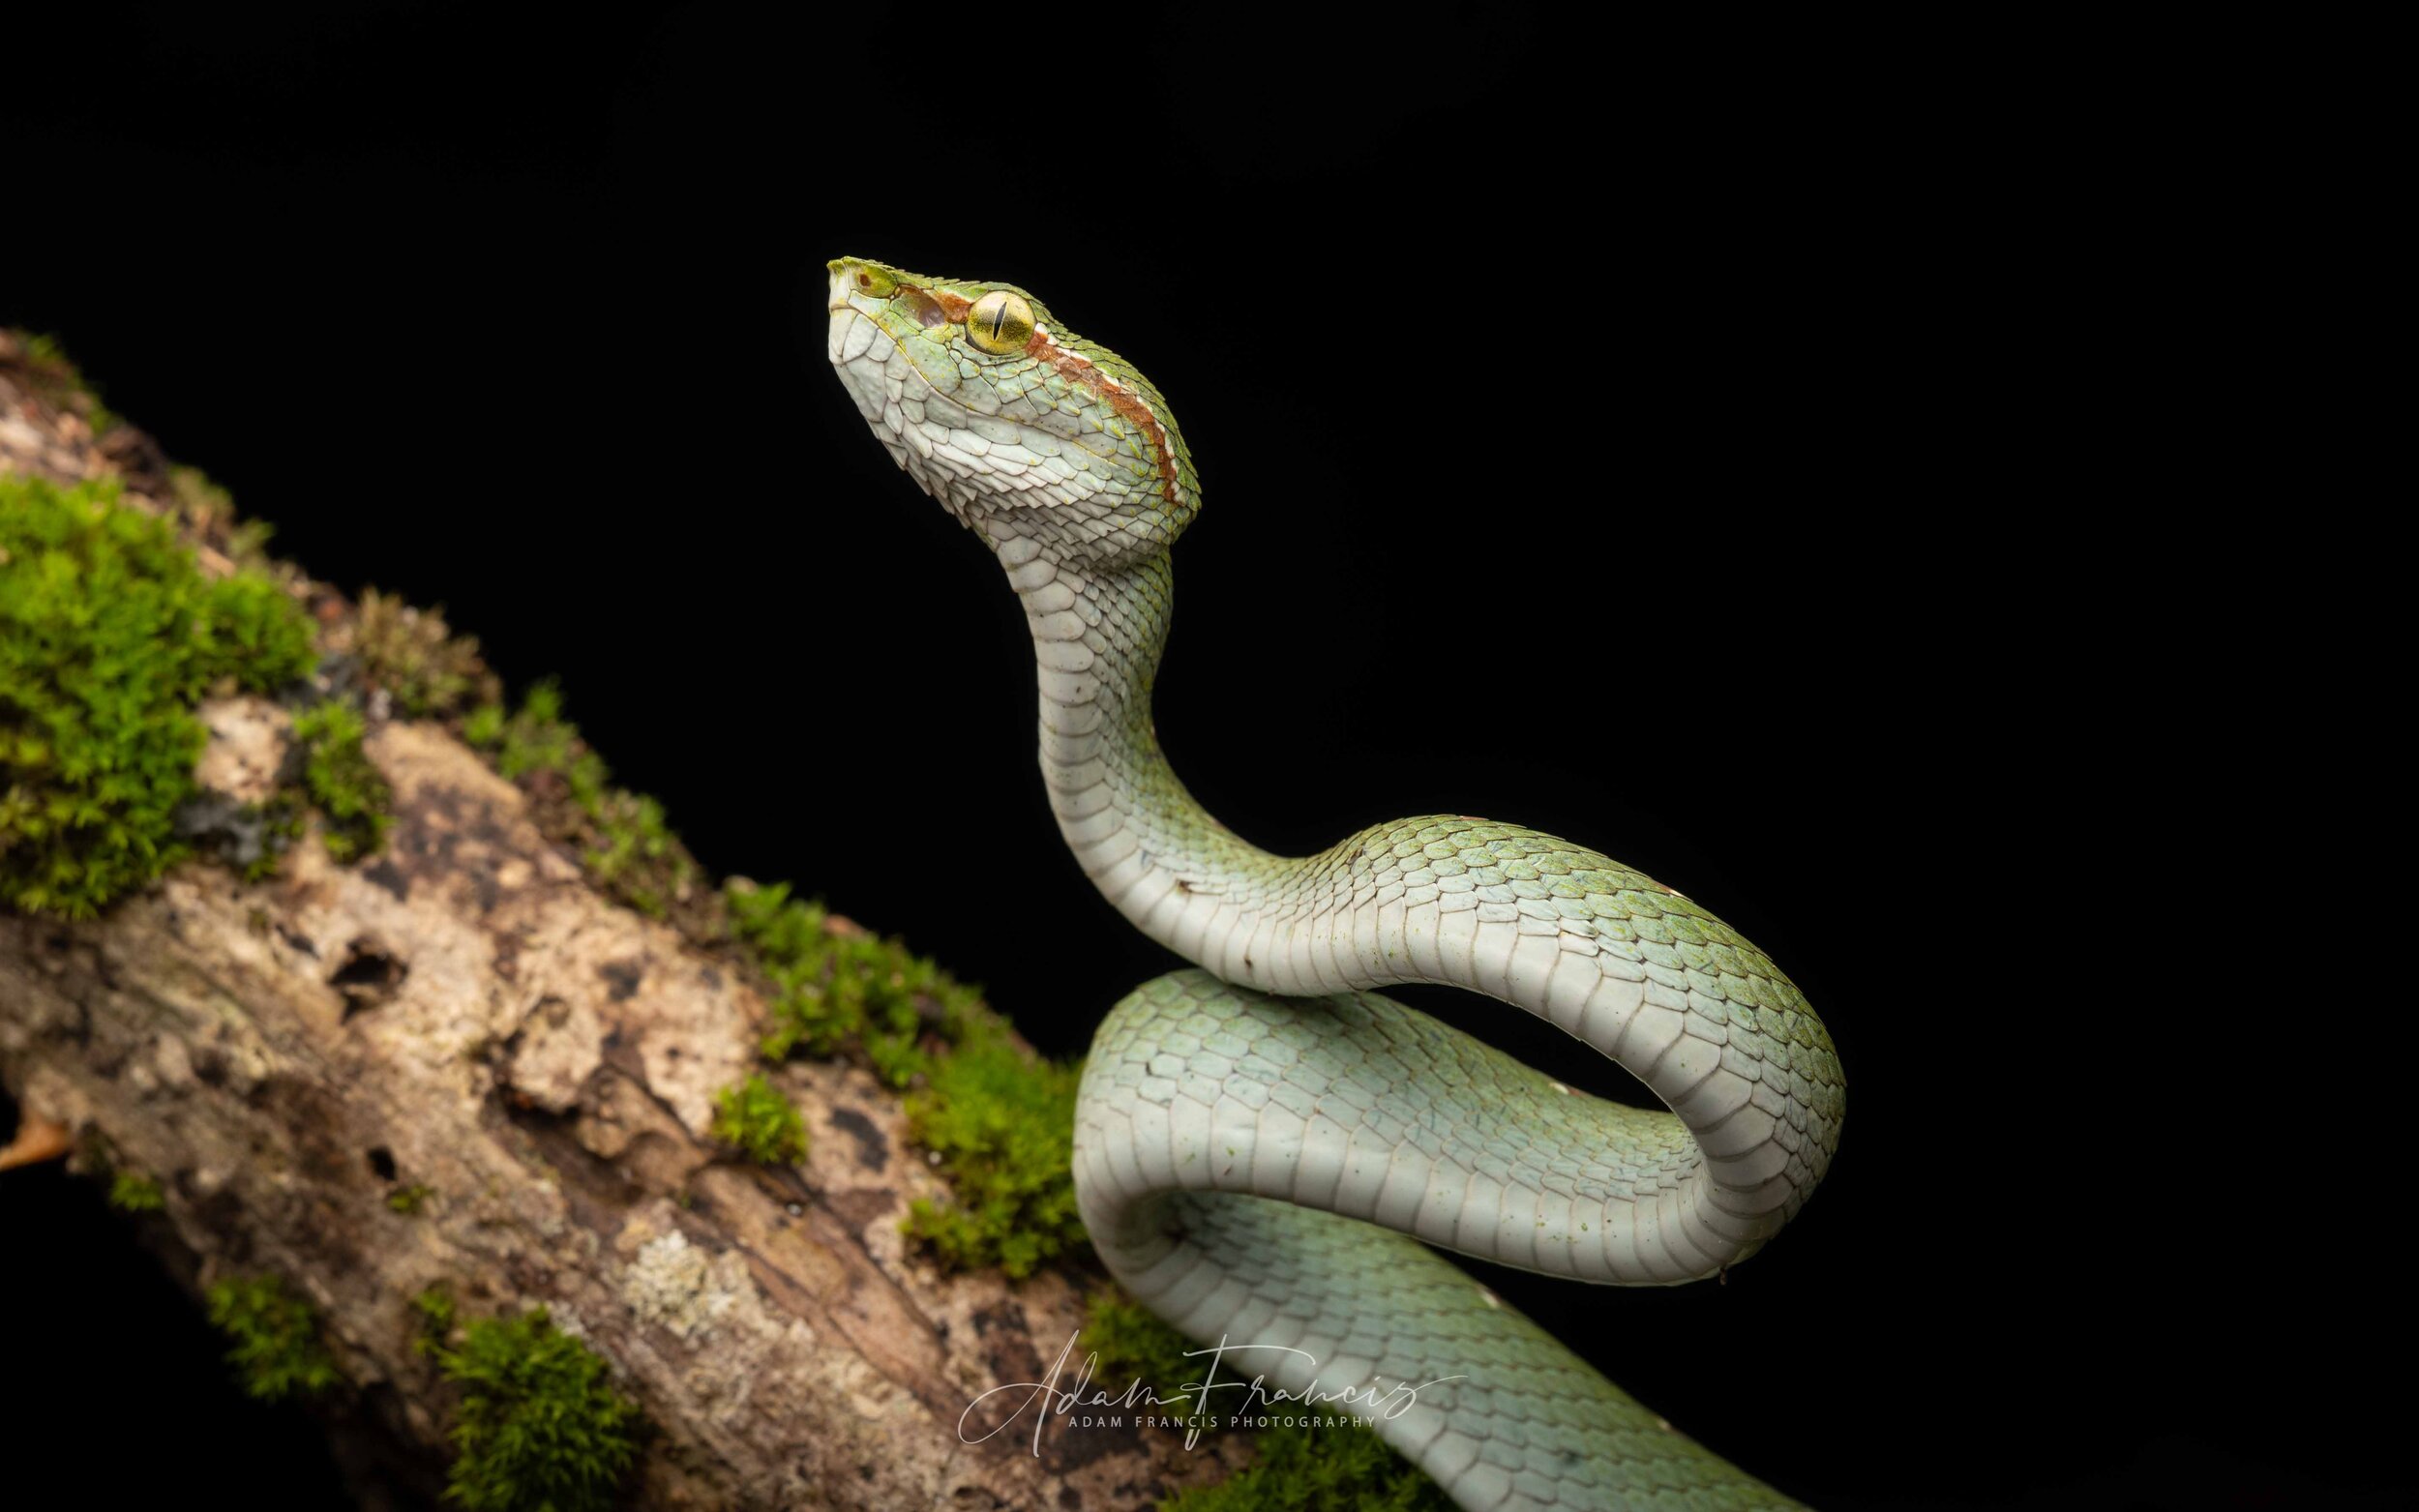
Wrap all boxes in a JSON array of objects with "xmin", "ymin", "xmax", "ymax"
[{"xmin": 0, "ymin": 332, "xmax": 1238, "ymax": 1509}]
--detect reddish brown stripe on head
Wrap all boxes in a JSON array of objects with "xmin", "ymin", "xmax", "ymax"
[
  {"xmin": 899, "ymin": 278, "xmax": 1182, "ymax": 513},
  {"xmin": 1022, "ymin": 325, "xmax": 1182, "ymax": 512}
]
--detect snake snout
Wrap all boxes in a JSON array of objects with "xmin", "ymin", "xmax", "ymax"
[{"xmin": 827, "ymin": 255, "xmax": 905, "ymax": 310}]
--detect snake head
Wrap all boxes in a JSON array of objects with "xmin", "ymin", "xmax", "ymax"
[{"xmin": 826, "ymin": 256, "xmax": 1200, "ymax": 567}]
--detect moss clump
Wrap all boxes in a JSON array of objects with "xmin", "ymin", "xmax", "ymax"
[
  {"xmin": 1164, "ymin": 1419, "xmax": 1454, "ymax": 1512},
  {"xmin": 1083, "ymin": 1291, "xmax": 1200, "ymax": 1385},
  {"xmin": 411, "ymin": 1283, "xmax": 458, "ymax": 1356},
  {"xmin": 0, "ymin": 476, "xmax": 317, "ymax": 917},
  {"xmin": 724, "ymin": 878, "xmax": 1082, "ymax": 1274},
  {"xmin": 729, "ymin": 879, "xmax": 985, "ymax": 1084},
  {"xmin": 463, "ymin": 682, "xmax": 696, "ymax": 919},
  {"xmin": 711, "ymin": 1073, "xmax": 809, "ymax": 1165},
  {"xmin": 353, "ymin": 587, "xmax": 498, "ymax": 719},
  {"xmin": 107, "ymin": 1170, "xmax": 166, "ymax": 1212},
  {"xmin": 581, "ymin": 787, "xmax": 684, "ymax": 915},
  {"xmin": 461, "ymin": 684, "xmax": 576, "ymax": 781},
  {"xmin": 435, "ymin": 1306, "xmax": 639, "ymax": 1512},
  {"xmin": 900, "ymin": 1032, "xmax": 1083, "ymax": 1277},
  {"xmin": 290, "ymin": 700, "xmax": 392, "ymax": 862},
  {"xmin": 387, "ymin": 1183, "xmax": 435, "ymax": 1214},
  {"xmin": 204, "ymin": 1274, "xmax": 340, "ymax": 1402},
  {"xmin": 1083, "ymin": 1291, "xmax": 1451, "ymax": 1511}
]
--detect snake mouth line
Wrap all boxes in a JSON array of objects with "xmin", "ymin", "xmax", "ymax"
[{"xmin": 828, "ymin": 305, "xmax": 939, "ymax": 396}]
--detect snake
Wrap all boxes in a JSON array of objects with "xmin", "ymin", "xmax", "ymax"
[{"xmin": 823, "ymin": 257, "xmax": 1845, "ymax": 1510}]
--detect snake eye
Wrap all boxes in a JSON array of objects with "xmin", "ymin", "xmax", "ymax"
[{"xmin": 966, "ymin": 290, "xmax": 1034, "ymax": 354}]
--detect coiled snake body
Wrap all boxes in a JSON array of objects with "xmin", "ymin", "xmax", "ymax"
[{"xmin": 825, "ymin": 258, "xmax": 1843, "ymax": 1510}]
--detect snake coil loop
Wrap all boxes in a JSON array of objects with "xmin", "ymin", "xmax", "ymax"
[{"xmin": 827, "ymin": 256, "xmax": 1841, "ymax": 1510}]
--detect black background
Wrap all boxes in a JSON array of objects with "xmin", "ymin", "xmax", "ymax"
[{"xmin": 1, "ymin": 6, "xmax": 2387, "ymax": 1510}]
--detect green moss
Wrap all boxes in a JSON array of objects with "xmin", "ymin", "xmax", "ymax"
[
  {"xmin": 203, "ymin": 572, "xmax": 318, "ymax": 677},
  {"xmin": 463, "ymin": 682, "xmax": 696, "ymax": 918},
  {"xmin": 204, "ymin": 1274, "xmax": 340, "ymax": 1402},
  {"xmin": 16, "ymin": 332, "xmax": 119, "ymax": 434},
  {"xmin": 435, "ymin": 1306, "xmax": 639, "ymax": 1512},
  {"xmin": 353, "ymin": 587, "xmax": 498, "ymax": 719},
  {"xmin": 387, "ymin": 1183, "xmax": 435, "ymax": 1214},
  {"xmin": 710, "ymin": 1074, "xmax": 808, "ymax": 1165},
  {"xmin": 729, "ymin": 879, "xmax": 984, "ymax": 1083},
  {"xmin": 1083, "ymin": 1291, "xmax": 1452, "ymax": 1511},
  {"xmin": 107, "ymin": 1170, "xmax": 166, "ymax": 1212},
  {"xmin": 468, "ymin": 680, "xmax": 577, "ymax": 780},
  {"xmin": 411, "ymin": 1283, "xmax": 459, "ymax": 1356},
  {"xmin": 0, "ymin": 476, "xmax": 317, "ymax": 917},
  {"xmin": 1083, "ymin": 1291, "xmax": 1200, "ymax": 1385},
  {"xmin": 581, "ymin": 787, "xmax": 685, "ymax": 917},
  {"xmin": 290, "ymin": 700, "xmax": 392, "ymax": 862},
  {"xmin": 459, "ymin": 702, "xmax": 504, "ymax": 747},
  {"xmin": 412, "ymin": 1283, "xmax": 459, "ymax": 1356},
  {"xmin": 900, "ymin": 1031, "xmax": 1083, "ymax": 1278},
  {"xmin": 723, "ymin": 877, "xmax": 1082, "ymax": 1275},
  {"xmin": 1163, "ymin": 1418, "xmax": 1454, "ymax": 1512}
]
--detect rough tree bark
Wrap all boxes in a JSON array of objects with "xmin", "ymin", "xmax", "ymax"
[{"xmin": 0, "ymin": 335, "xmax": 1241, "ymax": 1509}]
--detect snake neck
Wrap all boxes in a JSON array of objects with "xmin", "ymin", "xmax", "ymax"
[
  {"xmin": 996, "ymin": 533, "xmax": 1269, "ymax": 947},
  {"xmin": 1001, "ymin": 530, "xmax": 1840, "ymax": 1280}
]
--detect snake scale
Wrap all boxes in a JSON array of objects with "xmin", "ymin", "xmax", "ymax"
[{"xmin": 824, "ymin": 257, "xmax": 1844, "ymax": 1510}]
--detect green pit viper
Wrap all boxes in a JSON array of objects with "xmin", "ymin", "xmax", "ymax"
[{"xmin": 824, "ymin": 257, "xmax": 1844, "ymax": 1511}]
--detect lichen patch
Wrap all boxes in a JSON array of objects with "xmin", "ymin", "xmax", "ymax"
[{"xmin": 623, "ymin": 1229, "xmax": 743, "ymax": 1343}]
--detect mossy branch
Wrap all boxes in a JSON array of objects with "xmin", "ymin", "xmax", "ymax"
[{"xmin": 2, "ymin": 334, "xmax": 1252, "ymax": 1508}]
